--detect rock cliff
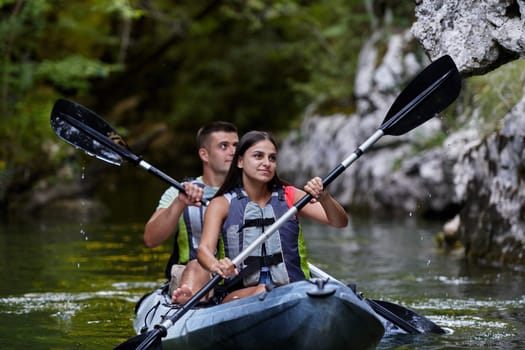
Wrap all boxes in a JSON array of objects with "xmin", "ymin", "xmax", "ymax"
[{"xmin": 278, "ymin": 0, "xmax": 525, "ymax": 265}]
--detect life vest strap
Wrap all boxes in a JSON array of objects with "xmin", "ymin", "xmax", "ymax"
[
  {"xmin": 244, "ymin": 252, "xmax": 283, "ymax": 272},
  {"xmin": 239, "ymin": 217, "xmax": 276, "ymax": 231}
]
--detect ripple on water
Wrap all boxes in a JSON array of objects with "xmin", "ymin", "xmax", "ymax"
[
  {"xmin": 395, "ymin": 296, "xmax": 524, "ymax": 348},
  {"xmin": 378, "ymin": 295, "xmax": 523, "ymax": 350},
  {"xmin": 0, "ymin": 282, "xmax": 157, "ymax": 316}
]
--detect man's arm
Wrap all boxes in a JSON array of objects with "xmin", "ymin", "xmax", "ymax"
[
  {"xmin": 144, "ymin": 198, "xmax": 187, "ymax": 247},
  {"xmin": 144, "ymin": 183, "xmax": 204, "ymax": 247}
]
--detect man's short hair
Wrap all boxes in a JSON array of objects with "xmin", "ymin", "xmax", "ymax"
[{"xmin": 196, "ymin": 121, "xmax": 237, "ymax": 148}]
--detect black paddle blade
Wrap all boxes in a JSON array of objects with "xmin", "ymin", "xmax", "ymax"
[
  {"xmin": 50, "ymin": 99, "xmax": 128, "ymax": 166},
  {"xmin": 370, "ymin": 299, "xmax": 446, "ymax": 334},
  {"xmin": 381, "ymin": 54, "xmax": 461, "ymax": 136},
  {"xmin": 113, "ymin": 329, "xmax": 163, "ymax": 350}
]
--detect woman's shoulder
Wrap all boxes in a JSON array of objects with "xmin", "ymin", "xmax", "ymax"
[
  {"xmin": 210, "ymin": 194, "xmax": 230, "ymax": 205},
  {"xmin": 208, "ymin": 195, "xmax": 231, "ymax": 216}
]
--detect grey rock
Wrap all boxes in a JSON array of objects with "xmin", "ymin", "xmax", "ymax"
[{"xmin": 280, "ymin": 0, "xmax": 525, "ymax": 265}]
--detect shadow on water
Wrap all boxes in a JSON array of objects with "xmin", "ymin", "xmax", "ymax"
[{"xmin": 1, "ymin": 214, "xmax": 524, "ymax": 349}]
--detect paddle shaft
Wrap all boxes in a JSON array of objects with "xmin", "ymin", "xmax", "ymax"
[
  {"xmin": 294, "ymin": 129, "xmax": 383, "ymax": 209},
  {"xmin": 294, "ymin": 64, "xmax": 454, "ymax": 210},
  {"xmin": 57, "ymin": 111, "xmax": 208, "ymax": 206}
]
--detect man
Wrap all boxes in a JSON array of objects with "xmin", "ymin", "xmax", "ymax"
[{"xmin": 144, "ymin": 121, "xmax": 238, "ymax": 303}]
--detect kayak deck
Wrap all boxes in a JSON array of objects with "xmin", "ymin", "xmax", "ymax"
[{"xmin": 134, "ymin": 279, "xmax": 385, "ymax": 350}]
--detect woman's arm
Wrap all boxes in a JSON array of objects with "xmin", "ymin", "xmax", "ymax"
[
  {"xmin": 294, "ymin": 177, "xmax": 349, "ymax": 228},
  {"xmin": 197, "ymin": 196, "xmax": 238, "ymax": 278}
]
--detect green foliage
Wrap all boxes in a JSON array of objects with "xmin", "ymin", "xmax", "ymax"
[
  {"xmin": 127, "ymin": 0, "xmax": 378, "ymax": 132},
  {"xmin": 0, "ymin": 0, "xmax": 418, "ymax": 213},
  {"xmin": 0, "ymin": 0, "xmax": 136, "ymax": 207},
  {"xmin": 37, "ymin": 56, "xmax": 123, "ymax": 92},
  {"xmin": 464, "ymin": 59, "xmax": 525, "ymax": 135}
]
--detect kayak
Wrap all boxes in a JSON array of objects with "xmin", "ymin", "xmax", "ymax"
[
  {"xmin": 49, "ymin": 57, "xmax": 459, "ymax": 350},
  {"xmin": 134, "ymin": 279, "xmax": 388, "ymax": 350}
]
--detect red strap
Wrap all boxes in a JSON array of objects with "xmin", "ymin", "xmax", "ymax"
[{"xmin": 284, "ymin": 186, "xmax": 295, "ymax": 208}]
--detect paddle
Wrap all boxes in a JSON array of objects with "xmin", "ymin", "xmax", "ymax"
[
  {"xmin": 308, "ymin": 263, "xmax": 445, "ymax": 334},
  {"xmin": 50, "ymin": 98, "xmax": 208, "ymax": 206},
  {"xmin": 51, "ymin": 54, "xmax": 460, "ymax": 350}
]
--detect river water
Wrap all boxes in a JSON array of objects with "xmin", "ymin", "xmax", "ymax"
[{"xmin": 1, "ymin": 213, "xmax": 524, "ymax": 349}]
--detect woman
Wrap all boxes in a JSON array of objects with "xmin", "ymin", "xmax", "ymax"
[{"xmin": 197, "ymin": 131, "xmax": 348, "ymax": 302}]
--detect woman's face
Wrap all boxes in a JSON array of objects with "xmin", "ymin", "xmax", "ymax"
[{"xmin": 237, "ymin": 139, "xmax": 277, "ymax": 183}]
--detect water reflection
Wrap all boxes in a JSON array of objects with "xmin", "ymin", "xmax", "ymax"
[{"xmin": 0, "ymin": 217, "xmax": 524, "ymax": 349}]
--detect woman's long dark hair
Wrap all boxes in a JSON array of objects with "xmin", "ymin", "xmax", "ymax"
[{"xmin": 215, "ymin": 130, "xmax": 286, "ymax": 197}]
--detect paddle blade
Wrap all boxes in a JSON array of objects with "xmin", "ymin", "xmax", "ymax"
[
  {"xmin": 50, "ymin": 99, "xmax": 127, "ymax": 166},
  {"xmin": 113, "ymin": 329, "xmax": 163, "ymax": 350},
  {"xmin": 381, "ymin": 55, "xmax": 461, "ymax": 136},
  {"xmin": 370, "ymin": 299, "xmax": 446, "ymax": 334}
]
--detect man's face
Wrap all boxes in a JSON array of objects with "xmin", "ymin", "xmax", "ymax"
[{"xmin": 201, "ymin": 131, "xmax": 238, "ymax": 175}]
